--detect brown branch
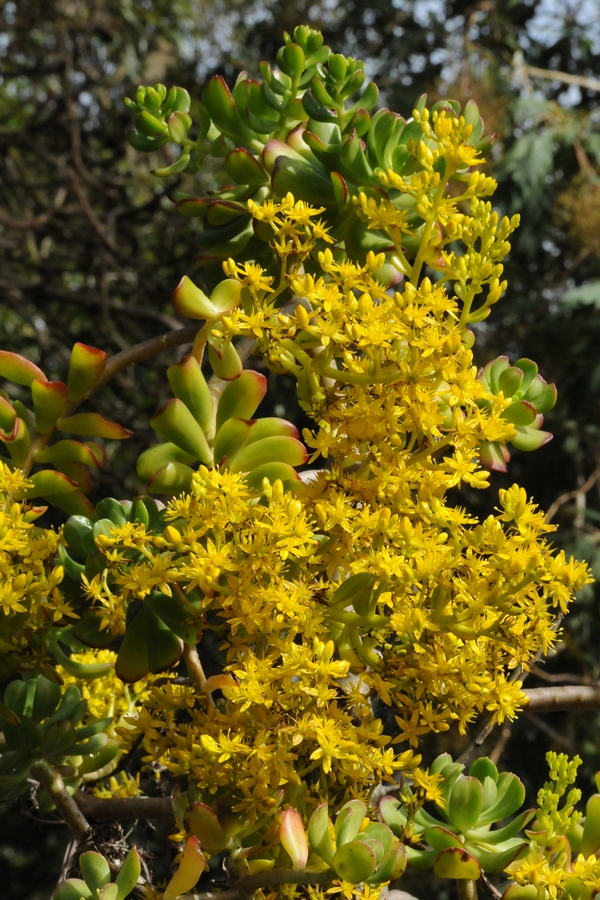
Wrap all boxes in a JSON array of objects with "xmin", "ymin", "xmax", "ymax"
[
  {"xmin": 524, "ymin": 65, "xmax": 600, "ymax": 93},
  {"xmin": 64, "ymin": 165, "xmax": 121, "ymax": 256},
  {"xmin": 33, "ymin": 760, "xmax": 92, "ymax": 842},
  {"xmin": 191, "ymin": 867, "xmax": 334, "ymax": 900},
  {"xmin": 96, "ymin": 323, "xmax": 200, "ymax": 391},
  {"xmin": 524, "ymin": 684, "xmax": 600, "ymax": 712},
  {"xmin": 489, "ymin": 721, "xmax": 512, "ymax": 765},
  {"xmin": 0, "ymin": 210, "xmax": 52, "ymax": 229},
  {"xmin": 75, "ymin": 793, "xmax": 175, "ymax": 825}
]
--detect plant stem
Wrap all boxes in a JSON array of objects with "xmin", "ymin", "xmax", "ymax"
[
  {"xmin": 191, "ymin": 866, "xmax": 335, "ymax": 900},
  {"xmin": 75, "ymin": 792, "xmax": 175, "ymax": 825},
  {"xmin": 33, "ymin": 759, "xmax": 92, "ymax": 842},
  {"xmin": 457, "ymin": 879, "xmax": 479, "ymax": 900}
]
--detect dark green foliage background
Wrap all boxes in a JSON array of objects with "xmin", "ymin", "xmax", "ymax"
[{"xmin": 1, "ymin": 1, "xmax": 600, "ymax": 897}]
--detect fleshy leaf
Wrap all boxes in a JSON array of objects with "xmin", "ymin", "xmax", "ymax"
[
  {"xmin": 31, "ymin": 380, "xmax": 68, "ymax": 433},
  {"xmin": 216, "ymin": 371, "xmax": 267, "ymax": 432},
  {"xmin": 80, "ymin": 853, "xmax": 111, "ymax": 893},
  {"xmin": 448, "ymin": 775, "xmax": 483, "ymax": 833},
  {"xmin": 150, "ymin": 399, "xmax": 213, "ymax": 464},
  {"xmin": 115, "ymin": 605, "xmax": 183, "ymax": 683},
  {"xmin": 581, "ymin": 794, "xmax": 600, "ymax": 857},
  {"xmin": 167, "ymin": 356, "xmax": 214, "ymax": 435},
  {"xmin": 67, "ymin": 344, "xmax": 108, "ymax": 402},
  {"xmin": 332, "ymin": 840, "xmax": 377, "ymax": 883},
  {"xmin": 228, "ymin": 436, "xmax": 307, "ymax": 473},
  {"xmin": 172, "ymin": 276, "xmax": 218, "ymax": 320},
  {"xmin": 280, "ymin": 808, "xmax": 309, "ymax": 870},
  {"xmin": 0, "ymin": 351, "xmax": 47, "ymax": 387},
  {"xmin": 308, "ymin": 803, "xmax": 335, "ymax": 867},
  {"xmin": 163, "ymin": 836, "xmax": 206, "ymax": 900},
  {"xmin": 184, "ymin": 802, "xmax": 229, "ymax": 852},
  {"xmin": 57, "ymin": 413, "xmax": 133, "ymax": 439},
  {"xmin": 433, "ymin": 847, "xmax": 481, "ymax": 880},
  {"xmin": 115, "ymin": 847, "xmax": 141, "ymax": 900}
]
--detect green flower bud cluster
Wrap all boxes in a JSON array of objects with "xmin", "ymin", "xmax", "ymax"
[
  {"xmin": 124, "ymin": 83, "xmax": 193, "ymax": 173},
  {"xmin": 52, "ymin": 848, "xmax": 141, "ymax": 900},
  {"xmin": 380, "ymin": 754, "xmax": 533, "ymax": 881},
  {"xmin": 0, "ymin": 674, "xmax": 119, "ymax": 801},
  {"xmin": 478, "ymin": 356, "xmax": 557, "ymax": 472}
]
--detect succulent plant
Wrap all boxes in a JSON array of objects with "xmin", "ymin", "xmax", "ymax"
[
  {"xmin": 139, "ymin": 352, "xmax": 306, "ymax": 496},
  {"xmin": 379, "ymin": 754, "xmax": 532, "ymax": 881},
  {"xmin": 477, "ymin": 356, "xmax": 557, "ymax": 473},
  {"xmin": 52, "ymin": 848, "xmax": 141, "ymax": 900},
  {"xmin": 126, "ymin": 25, "xmax": 493, "ymax": 278},
  {"xmin": 0, "ymin": 675, "xmax": 119, "ymax": 801},
  {"xmin": 308, "ymin": 798, "xmax": 407, "ymax": 885},
  {"xmin": 0, "ymin": 344, "xmax": 131, "ymax": 515}
]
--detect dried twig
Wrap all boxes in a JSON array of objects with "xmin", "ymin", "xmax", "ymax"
[{"xmin": 546, "ymin": 463, "xmax": 600, "ymax": 523}]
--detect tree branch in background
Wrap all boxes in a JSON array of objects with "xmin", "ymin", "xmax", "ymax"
[
  {"xmin": 523, "ymin": 65, "xmax": 600, "ymax": 93},
  {"xmin": 524, "ymin": 684, "xmax": 600, "ymax": 712},
  {"xmin": 545, "ymin": 462, "xmax": 600, "ymax": 523},
  {"xmin": 75, "ymin": 793, "xmax": 174, "ymax": 825}
]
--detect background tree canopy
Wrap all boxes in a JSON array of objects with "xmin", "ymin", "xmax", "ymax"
[{"xmin": 1, "ymin": 1, "xmax": 599, "ymax": 897}]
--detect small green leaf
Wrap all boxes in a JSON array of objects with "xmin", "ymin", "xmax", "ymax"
[
  {"xmin": 216, "ymin": 371, "xmax": 267, "ymax": 432},
  {"xmin": 308, "ymin": 802, "xmax": 335, "ymax": 867},
  {"xmin": 52, "ymin": 878, "xmax": 93, "ymax": 900},
  {"xmin": 333, "ymin": 840, "xmax": 377, "ymax": 883},
  {"xmin": 334, "ymin": 799, "xmax": 367, "ymax": 846},
  {"xmin": 0, "ymin": 351, "xmax": 47, "ymax": 387},
  {"xmin": 115, "ymin": 847, "xmax": 141, "ymax": 900},
  {"xmin": 80, "ymin": 852, "xmax": 111, "ymax": 892}
]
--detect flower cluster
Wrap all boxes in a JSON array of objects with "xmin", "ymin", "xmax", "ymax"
[
  {"xmin": 0, "ymin": 462, "xmax": 71, "ymax": 675},
  {"xmin": 86, "ymin": 174, "xmax": 590, "ymax": 824}
]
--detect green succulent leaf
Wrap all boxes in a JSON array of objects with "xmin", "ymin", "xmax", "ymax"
[
  {"xmin": 115, "ymin": 847, "xmax": 142, "ymax": 900},
  {"xmin": 433, "ymin": 847, "xmax": 481, "ymax": 880},
  {"xmin": 333, "ymin": 839, "xmax": 377, "ymax": 883}
]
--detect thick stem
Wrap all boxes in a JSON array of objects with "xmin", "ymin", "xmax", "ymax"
[
  {"xmin": 457, "ymin": 879, "xmax": 479, "ymax": 900},
  {"xmin": 33, "ymin": 760, "xmax": 92, "ymax": 842},
  {"xmin": 524, "ymin": 684, "xmax": 600, "ymax": 712},
  {"xmin": 75, "ymin": 792, "xmax": 174, "ymax": 825},
  {"xmin": 183, "ymin": 642, "xmax": 208, "ymax": 693},
  {"xmin": 191, "ymin": 867, "xmax": 335, "ymax": 900},
  {"xmin": 96, "ymin": 323, "xmax": 200, "ymax": 391}
]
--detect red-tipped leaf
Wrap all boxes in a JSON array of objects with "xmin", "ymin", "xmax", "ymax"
[
  {"xmin": 57, "ymin": 413, "xmax": 133, "ymax": 439},
  {"xmin": 67, "ymin": 344, "xmax": 108, "ymax": 402},
  {"xmin": 0, "ymin": 351, "xmax": 47, "ymax": 387}
]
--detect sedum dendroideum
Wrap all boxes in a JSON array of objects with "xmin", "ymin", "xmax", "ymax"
[{"xmin": 0, "ymin": 24, "xmax": 595, "ymax": 900}]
